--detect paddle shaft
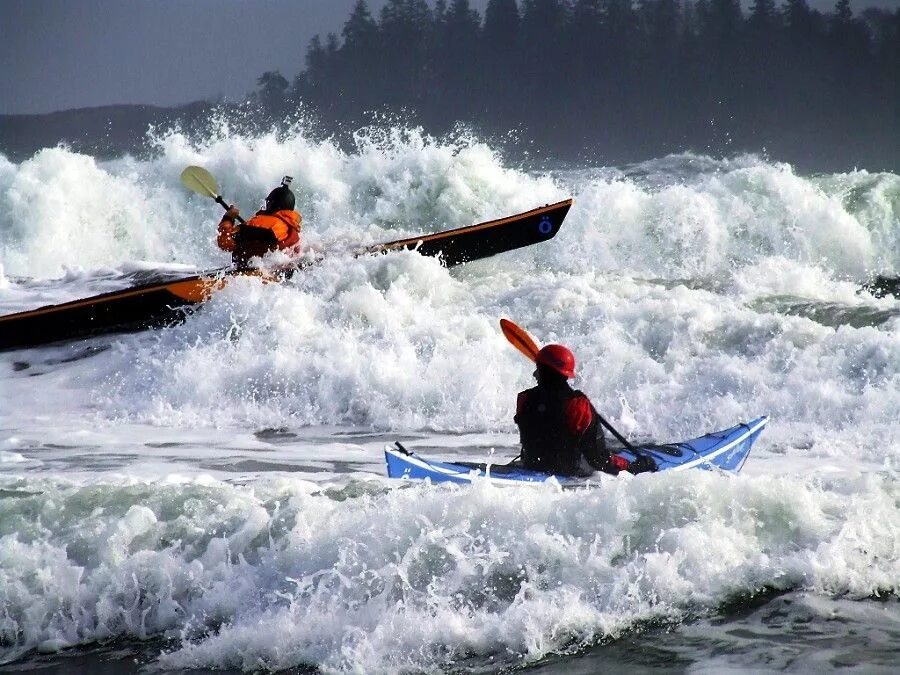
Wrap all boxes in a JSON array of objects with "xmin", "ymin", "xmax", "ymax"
[
  {"xmin": 214, "ymin": 195, "xmax": 248, "ymax": 226},
  {"xmin": 595, "ymin": 411, "xmax": 638, "ymax": 452}
]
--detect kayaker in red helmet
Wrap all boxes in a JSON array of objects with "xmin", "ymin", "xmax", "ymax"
[
  {"xmin": 217, "ymin": 176, "xmax": 302, "ymax": 268},
  {"xmin": 514, "ymin": 343, "xmax": 654, "ymax": 476}
]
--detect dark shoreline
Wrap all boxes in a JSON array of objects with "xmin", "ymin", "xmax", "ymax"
[
  {"xmin": 1, "ymin": 100, "xmax": 897, "ymax": 175},
  {"xmin": 0, "ymin": 102, "xmax": 213, "ymax": 163}
]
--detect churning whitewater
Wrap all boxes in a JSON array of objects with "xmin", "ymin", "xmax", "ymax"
[{"xmin": 0, "ymin": 123, "xmax": 898, "ymax": 672}]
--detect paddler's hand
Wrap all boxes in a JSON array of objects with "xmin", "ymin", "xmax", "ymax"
[
  {"xmin": 627, "ymin": 454, "xmax": 657, "ymax": 474},
  {"xmin": 611, "ymin": 454, "xmax": 630, "ymax": 472},
  {"xmin": 217, "ymin": 208, "xmax": 240, "ymax": 248},
  {"xmin": 224, "ymin": 206, "xmax": 241, "ymax": 222}
]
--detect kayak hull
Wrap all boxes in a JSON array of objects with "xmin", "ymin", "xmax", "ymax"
[
  {"xmin": 0, "ymin": 199, "xmax": 572, "ymax": 351},
  {"xmin": 384, "ymin": 416, "xmax": 768, "ymax": 487}
]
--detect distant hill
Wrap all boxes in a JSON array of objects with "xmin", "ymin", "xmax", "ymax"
[{"xmin": 0, "ymin": 101, "xmax": 211, "ymax": 161}]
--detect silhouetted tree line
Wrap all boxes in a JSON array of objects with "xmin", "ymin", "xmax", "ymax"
[{"xmin": 256, "ymin": 0, "xmax": 899, "ymax": 169}]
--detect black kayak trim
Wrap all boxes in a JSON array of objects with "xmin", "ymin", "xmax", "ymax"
[{"xmin": 0, "ymin": 199, "xmax": 572, "ymax": 351}]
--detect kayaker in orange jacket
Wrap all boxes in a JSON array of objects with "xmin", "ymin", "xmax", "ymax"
[{"xmin": 217, "ymin": 176, "xmax": 302, "ymax": 267}]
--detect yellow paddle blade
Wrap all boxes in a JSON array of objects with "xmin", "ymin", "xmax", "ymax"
[
  {"xmin": 180, "ymin": 165, "xmax": 220, "ymax": 199},
  {"xmin": 500, "ymin": 318, "xmax": 540, "ymax": 362}
]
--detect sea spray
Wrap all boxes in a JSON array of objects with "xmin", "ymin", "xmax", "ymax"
[
  {"xmin": 1, "ymin": 120, "xmax": 898, "ymax": 672},
  {"xmin": 0, "ymin": 471, "xmax": 896, "ymax": 671},
  {"xmin": 2, "ymin": 127, "xmax": 896, "ymax": 282}
]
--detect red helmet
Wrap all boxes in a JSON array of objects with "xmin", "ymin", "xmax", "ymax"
[{"xmin": 535, "ymin": 344, "xmax": 576, "ymax": 378}]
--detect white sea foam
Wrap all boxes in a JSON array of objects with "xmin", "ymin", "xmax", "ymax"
[
  {"xmin": 0, "ymin": 128, "xmax": 897, "ymax": 447},
  {"xmin": 0, "ymin": 471, "xmax": 896, "ymax": 671},
  {"xmin": 0, "ymin": 124, "xmax": 898, "ymax": 671}
]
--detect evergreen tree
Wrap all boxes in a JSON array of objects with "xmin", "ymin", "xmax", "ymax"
[
  {"xmin": 834, "ymin": 0, "xmax": 852, "ymax": 23},
  {"xmin": 431, "ymin": 0, "xmax": 482, "ymax": 122},
  {"xmin": 518, "ymin": 0, "xmax": 571, "ymax": 128},
  {"xmin": 638, "ymin": 0, "xmax": 682, "ymax": 58},
  {"xmin": 741, "ymin": 0, "xmax": 783, "ymax": 144},
  {"xmin": 303, "ymin": 35, "xmax": 327, "ymax": 88},
  {"xmin": 572, "ymin": 0, "xmax": 603, "ymax": 27},
  {"xmin": 570, "ymin": 0, "xmax": 604, "ymax": 75},
  {"xmin": 824, "ymin": 0, "xmax": 874, "ymax": 146},
  {"xmin": 781, "ymin": 0, "xmax": 818, "ymax": 45},
  {"xmin": 342, "ymin": 0, "xmax": 378, "ymax": 52},
  {"xmin": 484, "ymin": 0, "xmax": 520, "ymax": 47},
  {"xmin": 481, "ymin": 0, "xmax": 521, "ymax": 120},
  {"xmin": 378, "ymin": 0, "xmax": 434, "ymax": 106},
  {"xmin": 278, "ymin": 0, "xmax": 899, "ymax": 172},
  {"xmin": 434, "ymin": 0, "xmax": 448, "ymax": 24},
  {"xmin": 256, "ymin": 70, "xmax": 289, "ymax": 113},
  {"xmin": 337, "ymin": 0, "xmax": 381, "ymax": 111},
  {"xmin": 748, "ymin": 0, "xmax": 778, "ymax": 33},
  {"xmin": 829, "ymin": 0, "xmax": 869, "ymax": 56},
  {"xmin": 601, "ymin": 0, "xmax": 639, "ymax": 65},
  {"xmin": 702, "ymin": 0, "xmax": 743, "ymax": 47},
  {"xmin": 442, "ymin": 0, "xmax": 481, "ymax": 60},
  {"xmin": 519, "ymin": 0, "xmax": 570, "ymax": 52}
]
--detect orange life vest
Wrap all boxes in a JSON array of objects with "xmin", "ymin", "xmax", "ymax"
[
  {"xmin": 245, "ymin": 210, "xmax": 302, "ymax": 249},
  {"xmin": 217, "ymin": 209, "xmax": 302, "ymax": 266}
]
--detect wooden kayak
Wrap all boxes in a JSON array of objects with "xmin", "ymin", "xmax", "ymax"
[{"xmin": 0, "ymin": 199, "xmax": 573, "ymax": 351}]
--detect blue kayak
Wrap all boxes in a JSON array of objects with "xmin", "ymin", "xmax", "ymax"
[{"xmin": 384, "ymin": 416, "xmax": 768, "ymax": 487}]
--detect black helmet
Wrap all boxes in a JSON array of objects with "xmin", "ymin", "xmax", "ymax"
[{"xmin": 265, "ymin": 176, "xmax": 295, "ymax": 212}]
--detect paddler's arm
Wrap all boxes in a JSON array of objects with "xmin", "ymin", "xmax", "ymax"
[
  {"xmin": 577, "ymin": 399, "xmax": 656, "ymax": 474},
  {"xmin": 217, "ymin": 206, "xmax": 241, "ymax": 252},
  {"xmin": 570, "ymin": 397, "xmax": 630, "ymax": 474}
]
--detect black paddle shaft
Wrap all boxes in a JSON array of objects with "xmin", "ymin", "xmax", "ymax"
[
  {"xmin": 586, "ymin": 401, "xmax": 637, "ymax": 452},
  {"xmin": 214, "ymin": 195, "xmax": 247, "ymax": 226},
  {"xmin": 595, "ymin": 414, "xmax": 658, "ymax": 471},
  {"xmin": 596, "ymin": 413, "xmax": 636, "ymax": 451}
]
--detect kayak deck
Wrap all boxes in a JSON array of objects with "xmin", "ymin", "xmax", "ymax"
[{"xmin": 384, "ymin": 416, "xmax": 769, "ymax": 487}]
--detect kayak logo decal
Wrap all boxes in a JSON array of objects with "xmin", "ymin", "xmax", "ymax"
[{"xmin": 538, "ymin": 216, "xmax": 553, "ymax": 235}]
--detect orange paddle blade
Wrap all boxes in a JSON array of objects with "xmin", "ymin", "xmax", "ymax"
[{"xmin": 500, "ymin": 318, "xmax": 540, "ymax": 361}]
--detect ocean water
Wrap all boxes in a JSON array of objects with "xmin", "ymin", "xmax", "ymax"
[{"xmin": 0, "ymin": 123, "xmax": 898, "ymax": 673}]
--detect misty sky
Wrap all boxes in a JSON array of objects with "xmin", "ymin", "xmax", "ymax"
[{"xmin": 1, "ymin": 0, "xmax": 895, "ymax": 115}]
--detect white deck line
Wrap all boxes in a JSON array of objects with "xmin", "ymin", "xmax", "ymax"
[{"xmin": 666, "ymin": 417, "xmax": 768, "ymax": 472}]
